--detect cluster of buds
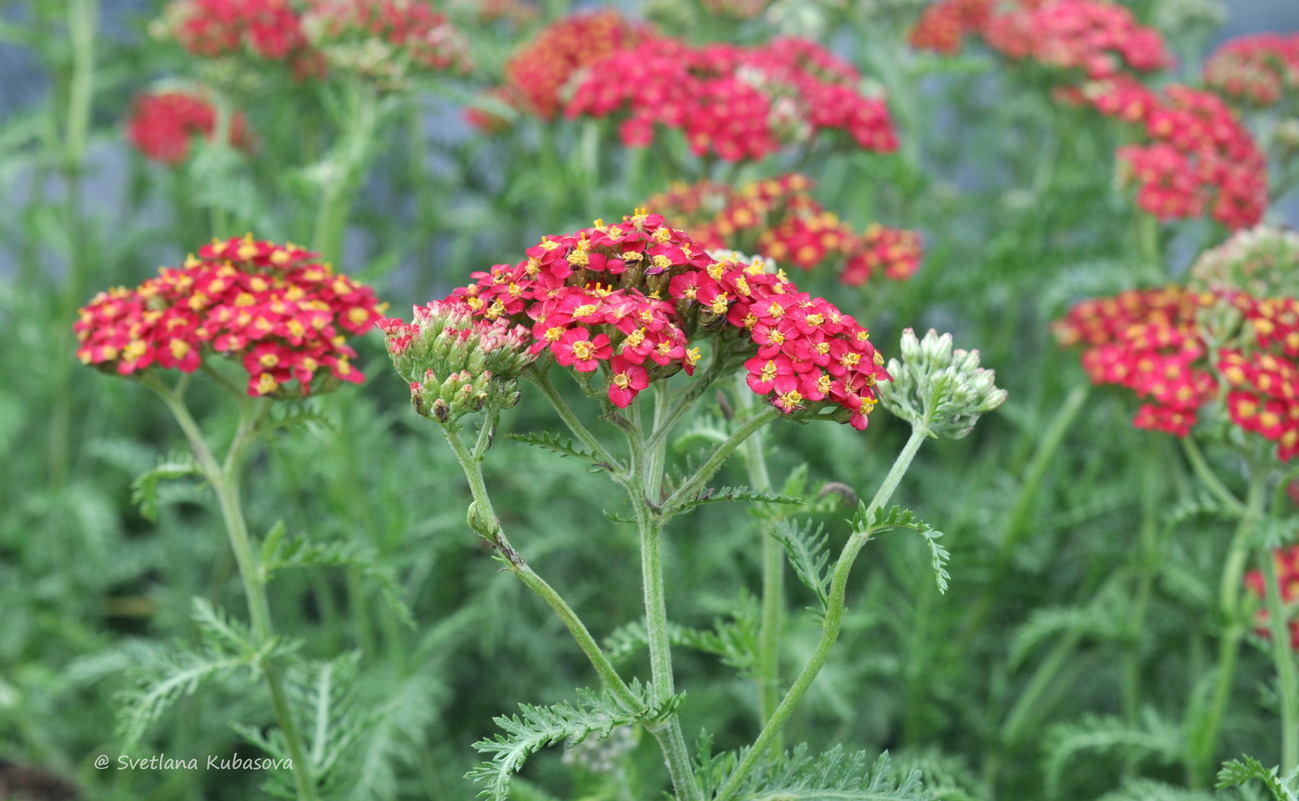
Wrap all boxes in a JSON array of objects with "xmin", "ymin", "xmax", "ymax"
[
  {"xmin": 384, "ymin": 212, "xmax": 893, "ymax": 429},
  {"xmin": 876, "ymin": 328, "xmax": 1007, "ymax": 439},
  {"xmin": 980, "ymin": 0, "xmax": 1172, "ymax": 80},
  {"xmin": 1244, "ymin": 546, "xmax": 1299, "ymax": 650},
  {"xmin": 380, "ymin": 300, "xmax": 535, "ymax": 424},
  {"xmin": 645, "ymin": 174, "xmax": 921, "ymax": 285},
  {"xmin": 1204, "ymin": 33, "xmax": 1299, "ymax": 108},
  {"xmin": 564, "ymin": 35, "xmax": 897, "ymax": 161},
  {"xmin": 1055, "ymin": 226, "xmax": 1299, "ymax": 460},
  {"xmin": 125, "ymin": 89, "xmax": 253, "ymax": 165},
  {"xmin": 301, "ymin": 0, "xmax": 472, "ymax": 87},
  {"xmin": 75, "ymin": 236, "xmax": 385, "ymax": 397}
]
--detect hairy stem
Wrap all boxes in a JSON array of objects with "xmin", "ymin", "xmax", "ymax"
[{"xmin": 714, "ymin": 424, "xmax": 930, "ymax": 801}]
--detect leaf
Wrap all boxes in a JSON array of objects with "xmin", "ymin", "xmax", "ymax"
[
  {"xmin": 1218, "ymin": 756, "xmax": 1299, "ymax": 801},
  {"xmin": 130, "ymin": 456, "xmax": 202, "ymax": 521},
  {"xmin": 507, "ymin": 431, "xmax": 602, "ymax": 464},
  {"xmin": 853, "ymin": 505, "xmax": 951, "ymax": 594},
  {"xmin": 261, "ymin": 528, "xmax": 415, "ymax": 631},
  {"xmin": 663, "ymin": 485, "xmax": 802, "ymax": 518},
  {"xmin": 468, "ymin": 684, "xmax": 679, "ymax": 801},
  {"xmin": 1096, "ymin": 778, "xmax": 1217, "ymax": 801},
  {"xmin": 1007, "ymin": 595, "xmax": 1125, "ymax": 670},
  {"xmin": 697, "ymin": 744, "xmax": 936, "ymax": 801},
  {"xmin": 772, "ymin": 518, "xmax": 832, "ymax": 610},
  {"xmin": 678, "ymin": 591, "xmax": 761, "ymax": 677},
  {"xmin": 1042, "ymin": 710, "xmax": 1183, "ymax": 798}
]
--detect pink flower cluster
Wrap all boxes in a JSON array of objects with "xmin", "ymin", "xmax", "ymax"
[
  {"xmin": 156, "ymin": 0, "xmax": 322, "ymax": 77},
  {"xmin": 907, "ymin": 0, "xmax": 1002, "ymax": 55},
  {"xmin": 499, "ymin": 9, "xmax": 653, "ymax": 119},
  {"xmin": 564, "ymin": 35, "xmax": 897, "ymax": 161},
  {"xmin": 155, "ymin": 0, "xmax": 470, "ymax": 81},
  {"xmin": 1245, "ymin": 546, "xmax": 1299, "ymax": 650},
  {"xmin": 383, "ymin": 212, "xmax": 891, "ymax": 427},
  {"xmin": 646, "ymin": 174, "xmax": 921, "ymax": 285},
  {"xmin": 1204, "ymin": 33, "xmax": 1299, "ymax": 107},
  {"xmin": 1077, "ymin": 81, "xmax": 1268, "ymax": 229},
  {"xmin": 76, "ymin": 236, "xmax": 385, "ymax": 397},
  {"xmin": 126, "ymin": 89, "xmax": 253, "ymax": 165},
  {"xmin": 980, "ymin": 0, "xmax": 1172, "ymax": 79}
]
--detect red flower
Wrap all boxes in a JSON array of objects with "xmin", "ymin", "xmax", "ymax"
[
  {"xmin": 607, "ymin": 356, "xmax": 650, "ymax": 407},
  {"xmin": 76, "ymin": 236, "xmax": 384, "ymax": 396},
  {"xmin": 126, "ymin": 90, "xmax": 253, "ymax": 165},
  {"xmin": 1204, "ymin": 33, "xmax": 1299, "ymax": 107}
]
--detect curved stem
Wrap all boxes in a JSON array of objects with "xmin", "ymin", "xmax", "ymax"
[
  {"xmin": 1181, "ymin": 437, "xmax": 1246, "ymax": 515},
  {"xmin": 714, "ymin": 424, "xmax": 930, "ymax": 801},
  {"xmin": 439, "ymin": 421, "xmax": 642, "ymax": 713},
  {"xmin": 526, "ymin": 368, "xmax": 618, "ymax": 467},
  {"xmin": 1258, "ymin": 545, "xmax": 1299, "ymax": 774},
  {"xmin": 1187, "ymin": 463, "xmax": 1266, "ymax": 787},
  {"xmin": 660, "ymin": 406, "xmax": 782, "ymax": 512},
  {"xmin": 148, "ymin": 381, "xmax": 318, "ymax": 801}
]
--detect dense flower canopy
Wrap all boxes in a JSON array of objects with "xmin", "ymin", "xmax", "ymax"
[
  {"xmin": 76, "ymin": 236, "xmax": 385, "ymax": 397},
  {"xmin": 646, "ymin": 174, "xmax": 921, "ymax": 284},
  {"xmin": 483, "ymin": 9, "xmax": 897, "ymax": 161},
  {"xmin": 1054, "ymin": 226, "xmax": 1299, "ymax": 460},
  {"xmin": 1204, "ymin": 32, "xmax": 1299, "ymax": 107},
  {"xmin": 381, "ymin": 212, "xmax": 892, "ymax": 428},
  {"xmin": 126, "ymin": 89, "xmax": 253, "ymax": 164}
]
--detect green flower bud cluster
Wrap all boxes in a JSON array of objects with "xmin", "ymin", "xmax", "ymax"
[
  {"xmin": 1189, "ymin": 225, "xmax": 1299, "ymax": 299},
  {"xmin": 380, "ymin": 300, "xmax": 536, "ymax": 425},
  {"xmin": 878, "ymin": 328, "xmax": 1008, "ymax": 439}
]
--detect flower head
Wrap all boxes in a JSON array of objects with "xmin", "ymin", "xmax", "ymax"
[
  {"xmin": 75, "ymin": 236, "xmax": 384, "ymax": 397},
  {"xmin": 389, "ymin": 213, "xmax": 891, "ymax": 428},
  {"xmin": 153, "ymin": 0, "xmax": 323, "ymax": 78},
  {"xmin": 301, "ymin": 0, "xmax": 472, "ymax": 87},
  {"xmin": 1204, "ymin": 33, "xmax": 1299, "ymax": 108},
  {"xmin": 126, "ymin": 89, "xmax": 254, "ymax": 165},
  {"xmin": 877, "ymin": 328, "xmax": 1007, "ymax": 438}
]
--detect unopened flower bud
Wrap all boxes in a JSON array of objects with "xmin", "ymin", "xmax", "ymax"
[{"xmin": 878, "ymin": 328, "xmax": 1008, "ymax": 438}]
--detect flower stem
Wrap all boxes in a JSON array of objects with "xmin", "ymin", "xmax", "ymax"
[
  {"xmin": 149, "ymin": 381, "xmax": 319, "ymax": 801},
  {"xmin": 312, "ymin": 80, "xmax": 379, "ymax": 267},
  {"xmin": 660, "ymin": 406, "xmax": 782, "ymax": 512},
  {"xmin": 1187, "ymin": 463, "xmax": 1266, "ymax": 787},
  {"xmin": 1258, "ymin": 544, "xmax": 1299, "ymax": 774},
  {"xmin": 439, "ymin": 421, "xmax": 642, "ymax": 712},
  {"xmin": 714, "ymin": 424, "xmax": 930, "ymax": 801}
]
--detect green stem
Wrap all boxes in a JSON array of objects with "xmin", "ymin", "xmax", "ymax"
[
  {"xmin": 1187, "ymin": 464, "xmax": 1266, "ymax": 787},
  {"xmin": 1258, "ymin": 545, "xmax": 1299, "ymax": 774},
  {"xmin": 619, "ymin": 407, "xmax": 703, "ymax": 801},
  {"xmin": 526, "ymin": 369, "xmax": 618, "ymax": 468},
  {"xmin": 312, "ymin": 81, "xmax": 380, "ymax": 266},
  {"xmin": 148, "ymin": 381, "xmax": 319, "ymax": 801},
  {"xmin": 440, "ymin": 421, "xmax": 642, "ymax": 712},
  {"xmin": 714, "ymin": 425, "xmax": 930, "ymax": 801},
  {"xmin": 660, "ymin": 407, "xmax": 782, "ymax": 512}
]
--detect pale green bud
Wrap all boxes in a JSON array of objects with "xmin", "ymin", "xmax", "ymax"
[{"xmin": 878, "ymin": 328, "xmax": 1008, "ymax": 439}]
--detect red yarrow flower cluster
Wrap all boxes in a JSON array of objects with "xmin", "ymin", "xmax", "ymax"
[
  {"xmin": 1056, "ymin": 228, "xmax": 1299, "ymax": 460},
  {"xmin": 646, "ymin": 174, "xmax": 921, "ymax": 285},
  {"xmin": 385, "ymin": 212, "xmax": 891, "ymax": 428},
  {"xmin": 1096, "ymin": 82, "xmax": 1268, "ymax": 230},
  {"xmin": 126, "ymin": 89, "xmax": 253, "ymax": 165},
  {"xmin": 155, "ymin": 0, "xmax": 323, "ymax": 77},
  {"xmin": 1204, "ymin": 33, "xmax": 1299, "ymax": 107},
  {"xmin": 499, "ymin": 9, "xmax": 653, "ymax": 120},
  {"xmin": 1053, "ymin": 286, "xmax": 1216, "ymax": 437},
  {"xmin": 1245, "ymin": 546, "xmax": 1299, "ymax": 650},
  {"xmin": 564, "ymin": 35, "xmax": 897, "ymax": 161},
  {"xmin": 76, "ymin": 236, "xmax": 384, "ymax": 397},
  {"xmin": 980, "ymin": 0, "xmax": 1172, "ymax": 80},
  {"xmin": 907, "ymin": 0, "xmax": 1001, "ymax": 55}
]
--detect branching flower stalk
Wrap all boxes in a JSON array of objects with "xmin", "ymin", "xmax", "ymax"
[{"xmin": 144, "ymin": 374, "xmax": 320, "ymax": 801}]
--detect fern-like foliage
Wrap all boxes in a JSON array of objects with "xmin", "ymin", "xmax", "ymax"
[
  {"xmin": 130, "ymin": 455, "xmax": 202, "ymax": 521},
  {"xmin": 662, "ymin": 485, "xmax": 802, "ymax": 518},
  {"xmin": 852, "ymin": 505, "xmax": 951, "ymax": 593},
  {"xmin": 469, "ymin": 683, "xmax": 679, "ymax": 801},
  {"xmin": 115, "ymin": 598, "xmax": 270, "ymax": 748},
  {"xmin": 697, "ymin": 740, "xmax": 936, "ymax": 801},
  {"xmin": 1042, "ymin": 710, "xmax": 1183, "ymax": 798},
  {"xmin": 1096, "ymin": 778, "xmax": 1218, "ymax": 801},
  {"xmin": 1218, "ymin": 756, "xmax": 1299, "ymax": 801},
  {"xmin": 254, "ymin": 399, "xmax": 332, "ymax": 438},
  {"xmin": 677, "ymin": 591, "xmax": 761, "ymax": 677},
  {"xmin": 260, "ymin": 523, "xmax": 414, "ymax": 630},
  {"xmin": 1007, "ymin": 592, "xmax": 1125, "ymax": 670},
  {"xmin": 507, "ymin": 431, "xmax": 604, "ymax": 467},
  {"xmin": 772, "ymin": 518, "xmax": 832, "ymax": 611}
]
